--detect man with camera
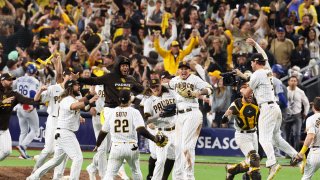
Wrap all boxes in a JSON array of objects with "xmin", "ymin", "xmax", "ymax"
[{"xmin": 236, "ymin": 38, "xmax": 300, "ymax": 180}]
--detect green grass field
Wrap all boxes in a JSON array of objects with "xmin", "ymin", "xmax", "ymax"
[{"xmin": 0, "ymin": 150, "xmax": 318, "ymax": 179}]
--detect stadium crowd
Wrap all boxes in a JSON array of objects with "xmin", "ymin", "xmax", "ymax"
[{"xmin": 0, "ymin": 0, "xmax": 320, "ymax": 178}]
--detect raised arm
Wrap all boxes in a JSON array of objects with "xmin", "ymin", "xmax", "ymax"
[{"xmin": 246, "ymin": 38, "xmax": 271, "ymax": 70}]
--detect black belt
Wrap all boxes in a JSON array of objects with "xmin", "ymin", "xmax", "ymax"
[
  {"xmin": 240, "ymin": 129, "xmax": 256, "ymax": 133},
  {"xmin": 52, "ymin": 115, "xmax": 58, "ymax": 118},
  {"xmin": 312, "ymin": 146, "xmax": 320, "ymax": 148},
  {"xmin": 178, "ymin": 108, "xmax": 192, "ymax": 114},
  {"xmin": 57, "ymin": 128, "xmax": 60, "ymax": 130},
  {"xmin": 259, "ymin": 101, "xmax": 275, "ymax": 108},
  {"xmin": 158, "ymin": 126, "xmax": 175, "ymax": 131}
]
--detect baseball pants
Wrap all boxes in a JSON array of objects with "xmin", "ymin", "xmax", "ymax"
[
  {"xmin": 104, "ymin": 143, "xmax": 142, "ymax": 180},
  {"xmin": 17, "ymin": 107, "xmax": 39, "ymax": 149},
  {"xmin": 87, "ymin": 114, "xmax": 111, "ymax": 178},
  {"xmin": 302, "ymin": 147, "xmax": 320, "ymax": 180},
  {"xmin": 174, "ymin": 108, "xmax": 202, "ymax": 180},
  {"xmin": 34, "ymin": 115, "xmax": 58, "ymax": 170},
  {"xmin": 235, "ymin": 131, "xmax": 258, "ymax": 164},
  {"xmin": 29, "ymin": 129, "xmax": 83, "ymax": 180},
  {"xmin": 148, "ymin": 127, "xmax": 157, "ymax": 159},
  {"xmin": 152, "ymin": 129, "xmax": 175, "ymax": 180},
  {"xmin": 258, "ymin": 103, "xmax": 297, "ymax": 167},
  {"xmin": 0, "ymin": 129, "xmax": 12, "ymax": 161}
]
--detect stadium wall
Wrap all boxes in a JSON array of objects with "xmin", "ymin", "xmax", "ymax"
[{"xmin": 9, "ymin": 111, "xmax": 243, "ymax": 157}]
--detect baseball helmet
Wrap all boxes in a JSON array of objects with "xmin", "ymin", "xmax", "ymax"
[
  {"xmin": 26, "ymin": 64, "xmax": 38, "ymax": 74},
  {"xmin": 272, "ymin": 64, "xmax": 285, "ymax": 75},
  {"xmin": 119, "ymin": 89, "xmax": 131, "ymax": 104}
]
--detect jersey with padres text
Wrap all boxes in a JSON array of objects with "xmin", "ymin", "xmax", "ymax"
[
  {"xmin": 57, "ymin": 96, "xmax": 81, "ymax": 132},
  {"xmin": 101, "ymin": 106, "xmax": 145, "ymax": 143},
  {"xmin": 229, "ymin": 98, "xmax": 259, "ymax": 131},
  {"xmin": 249, "ymin": 69, "xmax": 277, "ymax": 105},
  {"xmin": 40, "ymin": 84, "xmax": 64, "ymax": 117},
  {"xmin": 306, "ymin": 113, "xmax": 320, "ymax": 147},
  {"xmin": 144, "ymin": 89, "xmax": 176, "ymax": 128},
  {"xmin": 168, "ymin": 74, "xmax": 212, "ymax": 109}
]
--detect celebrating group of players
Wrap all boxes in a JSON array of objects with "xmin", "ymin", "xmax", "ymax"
[{"xmin": 1, "ymin": 37, "xmax": 320, "ymax": 180}]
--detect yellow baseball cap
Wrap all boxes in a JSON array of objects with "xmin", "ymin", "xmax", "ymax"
[
  {"xmin": 171, "ymin": 41, "xmax": 179, "ymax": 47},
  {"xmin": 208, "ymin": 70, "xmax": 222, "ymax": 79}
]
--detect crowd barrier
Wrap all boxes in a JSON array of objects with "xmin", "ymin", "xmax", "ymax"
[{"xmin": 9, "ymin": 111, "xmax": 243, "ymax": 157}]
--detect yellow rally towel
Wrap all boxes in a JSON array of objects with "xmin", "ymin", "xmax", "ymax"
[
  {"xmin": 113, "ymin": 28, "xmax": 124, "ymax": 42},
  {"xmin": 0, "ymin": 0, "xmax": 5, "ymax": 8},
  {"xmin": 161, "ymin": 12, "xmax": 172, "ymax": 35}
]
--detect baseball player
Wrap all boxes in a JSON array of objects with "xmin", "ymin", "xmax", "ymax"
[
  {"xmin": 13, "ymin": 64, "xmax": 40, "ymax": 159},
  {"xmin": 86, "ymin": 84, "xmax": 112, "ymax": 180},
  {"xmin": 32, "ymin": 68, "xmax": 72, "ymax": 179},
  {"xmin": 238, "ymin": 38, "xmax": 300, "ymax": 180},
  {"xmin": 0, "ymin": 73, "xmax": 41, "ymax": 161},
  {"xmin": 224, "ymin": 82, "xmax": 261, "ymax": 180},
  {"xmin": 167, "ymin": 61, "xmax": 213, "ymax": 180},
  {"xmin": 293, "ymin": 97, "xmax": 320, "ymax": 180},
  {"xmin": 144, "ymin": 78, "xmax": 176, "ymax": 180},
  {"xmin": 72, "ymin": 57, "xmax": 143, "ymax": 179},
  {"xmin": 94, "ymin": 89, "xmax": 168, "ymax": 180},
  {"xmin": 27, "ymin": 80, "xmax": 98, "ymax": 180}
]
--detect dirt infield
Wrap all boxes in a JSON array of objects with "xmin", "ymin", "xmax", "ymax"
[{"xmin": 0, "ymin": 167, "xmax": 90, "ymax": 180}]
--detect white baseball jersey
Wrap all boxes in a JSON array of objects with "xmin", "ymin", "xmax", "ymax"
[
  {"xmin": 95, "ymin": 85, "xmax": 105, "ymax": 112},
  {"xmin": 40, "ymin": 84, "xmax": 64, "ymax": 117},
  {"xmin": 168, "ymin": 74, "xmax": 212, "ymax": 109},
  {"xmin": 249, "ymin": 69, "xmax": 277, "ymax": 105},
  {"xmin": 57, "ymin": 96, "xmax": 81, "ymax": 132},
  {"xmin": 101, "ymin": 106, "xmax": 145, "ymax": 143},
  {"xmin": 144, "ymin": 90, "xmax": 176, "ymax": 128},
  {"xmin": 306, "ymin": 113, "xmax": 320, "ymax": 147},
  {"xmin": 14, "ymin": 75, "xmax": 40, "ymax": 98}
]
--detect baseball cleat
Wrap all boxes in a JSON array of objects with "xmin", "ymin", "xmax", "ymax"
[
  {"xmin": 225, "ymin": 164, "xmax": 234, "ymax": 180},
  {"xmin": 299, "ymin": 154, "xmax": 307, "ymax": 174},
  {"xmin": 17, "ymin": 145, "xmax": 29, "ymax": 159},
  {"xmin": 267, "ymin": 163, "xmax": 281, "ymax": 180}
]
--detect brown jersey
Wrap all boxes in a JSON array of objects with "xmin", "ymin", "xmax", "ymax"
[{"xmin": 78, "ymin": 73, "xmax": 144, "ymax": 108}]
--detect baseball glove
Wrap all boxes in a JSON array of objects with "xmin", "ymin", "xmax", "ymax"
[
  {"xmin": 155, "ymin": 131, "xmax": 168, "ymax": 147},
  {"xmin": 177, "ymin": 87, "xmax": 197, "ymax": 98},
  {"xmin": 290, "ymin": 154, "xmax": 304, "ymax": 166},
  {"xmin": 159, "ymin": 104, "xmax": 176, "ymax": 118}
]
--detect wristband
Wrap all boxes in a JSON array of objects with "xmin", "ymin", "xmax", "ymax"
[
  {"xmin": 299, "ymin": 145, "xmax": 308, "ymax": 155},
  {"xmin": 84, "ymin": 101, "xmax": 90, "ymax": 107},
  {"xmin": 86, "ymin": 94, "xmax": 94, "ymax": 100}
]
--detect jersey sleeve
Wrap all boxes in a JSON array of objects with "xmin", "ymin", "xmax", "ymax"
[
  {"xmin": 133, "ymin": 109, "xmax": 145, "ymax": 129},
  {"xmin": 101, "ymin": 108, "xmax": 111, "ymax": 132},
  {"xmin": 194, "ymin": 75, "xmax": 212, "ymax": 90},
  {"xmin": 168, "ymin": 78, "xmax": 177, "ymax": 90},
  {"xmin": 143, "ymin": 98, "xmax": 153, "ymax": 116},
  {"xmin": 306, "ymin": 117, "xmax": 316, "ymax": 134},
  {"xmin": 248, "ymin": 73, "xmax": 259, "ymax": 90}
]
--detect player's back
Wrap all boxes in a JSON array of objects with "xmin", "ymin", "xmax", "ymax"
[
  {"xmin": 42, "ymin": 84, "xmax": 64, "ymax": 116},
  {"xmin": 250, "ymin": 69, "xmax": 276, "ymax": 105},
  {"xmin": 14, "ymin": 75, "xmax": 40, "ymax": 98},
  {"xmin": 107, "ymin": 106, "xmax": 144, "ymax": 143}
]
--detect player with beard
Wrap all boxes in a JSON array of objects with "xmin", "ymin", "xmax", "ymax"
[
  {"xmin": 71, "ymin": 56, "xmax": 143, "ymax": 179},
  {"xmin": 27, "ymin": 80, "xmax": 98, "ymax": 180},
  {"xmin": 72, "ymin": 56, "xmax": 144, "ymax": 108},
  {"xmin": 224, "ymin": 82, "xmax": 261, "ymax": 180},
  {"xmin": 0, "ymin": 73, "xmax": 42, "ymax": 161}
]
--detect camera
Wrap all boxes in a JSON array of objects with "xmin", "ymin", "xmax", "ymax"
[{"xmin": 221, "ymin": 71, "xmax": 238, "ymax": 86}]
